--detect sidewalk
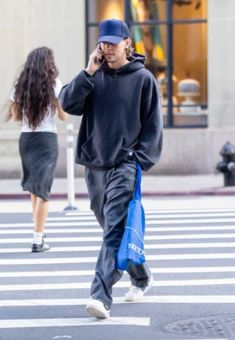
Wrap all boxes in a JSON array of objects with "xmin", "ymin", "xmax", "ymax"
[{"xmin": 0, "ymin": 174, "xmax": 235, "ymax": 199}]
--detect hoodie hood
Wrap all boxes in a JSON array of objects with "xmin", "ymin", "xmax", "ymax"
[{"xmin": 100, "ymin": 52, "xmax": 146, "ymax": 74}]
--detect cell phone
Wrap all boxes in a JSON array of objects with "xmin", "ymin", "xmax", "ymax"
[{"xmin": 97, "ymin": 44, "xmax": 105, "ymax": 63}]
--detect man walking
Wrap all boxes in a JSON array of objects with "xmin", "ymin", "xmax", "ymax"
[{"xmin": 59, "ymin": 19, "xmax": 163, "ymax": 319}]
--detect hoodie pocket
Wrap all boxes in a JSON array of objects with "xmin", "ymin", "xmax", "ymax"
[{"xmin": 80, "ymin": 136, "xmax": 127, "ymax": 166}]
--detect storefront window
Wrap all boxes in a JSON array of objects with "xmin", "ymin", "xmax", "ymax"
[
  {"xmin": 173, "ymin": 23, "xmax": 207, "ymax": 112},
  {"xmin": 87, "ymin": 0, "xmax": 124, "ymax": 22},
  {"xmin": 85, "ymin": 0, "xmax": 208, "ymax": 128}
]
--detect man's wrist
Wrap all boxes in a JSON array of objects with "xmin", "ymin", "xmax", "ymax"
[{"xmin": 84, "ymin": 68, "xmax": 95, "ymax": 76}]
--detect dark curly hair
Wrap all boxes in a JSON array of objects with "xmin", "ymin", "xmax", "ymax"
[{"xmin": 12, "ymin": 47, "xmax": 59, "ymax": 129}]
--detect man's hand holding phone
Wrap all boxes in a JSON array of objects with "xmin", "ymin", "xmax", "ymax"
[{"xmin": 85, "ymin": 45, "xmax": 104, "ymax": 76}]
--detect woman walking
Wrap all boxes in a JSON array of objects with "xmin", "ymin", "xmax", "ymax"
[{"xmin": 7, "ymin": 46, "xmax": 67, "ymax": 252}]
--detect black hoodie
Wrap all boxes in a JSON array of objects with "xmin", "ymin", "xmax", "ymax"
[{"xmin": 59, "ymin": 53, "xmax": 163, "ymax": 171}]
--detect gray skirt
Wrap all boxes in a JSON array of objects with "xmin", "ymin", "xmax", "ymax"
[{"xmin": 19, "ymin": 132, "xmax": 58, "ymax": 201}]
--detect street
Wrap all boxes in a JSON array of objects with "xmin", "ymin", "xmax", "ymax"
[{"xmin": 0, "ymin": 196, "xmax": 235, "ymax": 340}]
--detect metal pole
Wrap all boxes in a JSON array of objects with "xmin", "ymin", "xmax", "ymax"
[
  {"xmin": 64, "ymin": 123, "xmax": 77, "ymax": 211},
  {"xmin": 167, "ymin": 0, "xmax": 174, "ymax": 127},
  {"xmin": 85, "ymin": 0, "xmax": 89, "ymax": 65}
]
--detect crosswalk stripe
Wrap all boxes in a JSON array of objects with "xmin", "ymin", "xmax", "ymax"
[
  {"xmin": 47, "ymin": 211, "xmax": 235, "ymax": 221},
  {"xmin": 1, "ymin": 217, "xmax": 235, "ymax": 228},
  {"xmin": 2, "ymin": 253, "xmax": 235, "ymax": 266},
  {"xmin": 0, "ymin": 317, "xmax": 150, "ymax": 328},
  {"xmin": 132, "ymin": 208, "xmax": 235, "ymax": 213},
  {"xmin": 1, "ymin": 266, "xmax": 235, "ymax": 278},
  {"xmin": 2, "ymin": 241, "xmax": 235, "ymax": 254},
  {"xmin": 2, "ymin": 278, "xmax": 235, "ymax": 291},
  {"xmin": 1, "ymin": 225, "xmax": 235, "ymax": 233},
  {"xmin": 0, "ymin": 270, "xmax": 95, "ymax": 278},
  {"xmin": 0, "ymin": 237, "xmax": 103, "ymax": 243},
  {"xmin": 0, "ymin": 246, "xmax": 101, "ymax": 253},
  {"xmin": 1, "ymin": 204, "xmax": 234, "ymax": 336},
  {"xmin": 2, "ymin": 233, "xmax": 235, "ymax": 244},
  {"xmin": 0, "ymin": 295, "xmax": 235, "ymax": 307},
  {"xmin": 66, "ymin": 208, "xmax": 235, "ymax": 216}
]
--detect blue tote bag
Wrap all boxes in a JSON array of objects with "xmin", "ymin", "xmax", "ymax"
[{"xmin": 116, "ymin": 163, "xmax": 145, "ymax": 270}]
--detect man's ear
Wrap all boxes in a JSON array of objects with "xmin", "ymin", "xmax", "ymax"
[{"xmin": 124, "ymin": 37, "xmax": 132, "ymax": 49}]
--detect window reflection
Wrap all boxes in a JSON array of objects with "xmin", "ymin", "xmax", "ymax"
[
  {"xmin": 87, "ymin": 0, "xmax": 124, "ymax": 21},
  {"xmin": 86, "ymin": 0, "xmax": 208, "ymax": 126},
  {"xmin": 128, "ymin": 1, "xmax": 166, "ymax": 75},
  {"xmin": 174, "ymin": 23, "xmax": 207, "ymax": 113},
  {"xmin": 173, "ymin": 0, "xmax": 207, "ymax": 20}
]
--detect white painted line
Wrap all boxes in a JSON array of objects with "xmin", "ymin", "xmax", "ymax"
[
  {"xmin": 147, "ymin": 212, "xmax": 235, "ymax": 218},
  {"xmin": 1, "ymin": 217, "xmax": 235, "ymax": 228},
  {"xmin": 146, "ymin": 242, "xmax": 235, "ymax": 249},
  {"xmin": 148, "ymin": 233, "xmax": 235, "ymax": 240},
  {"xmin": 144, "ymin": 207, "xmax": 233, "ymax": 212},
  {"xmin": 0, "ymin": 237, "xmax": 103, "ymax": 244},
  {"xmin": 0, "ymin": 270, "xmax": 95, "ymax": 278},
  {"xmin": 0, "ymin": 246, "xmax": 100, "ymax": 253},
  {"xmin": 2, "ymin": 278, "xmax": 235, "ymax": 291},
  {"xmin": 2, "ymin": 265, "xmax": 235, "ymax": 279},
  {"xmin": 66, "ymin": 208, "xmax": 235, "ymax": 216},
  {"xmin": 64, "ymin": 211, "xmax": 93, "ymax": 216},
  {"xmin": 1, "ymin": 265, "xmax": 235, "ymax": 278},
  {"xmin": 0, "ymin": 235, "xmax": 233, "ymax": 246},
  {"xmin": 139, "ymin": 218, "xmax": 235, "ymax": 224},
  {"xmin": 3, "ymin": 233, "xmax": 235, "ymax": 244},
  {"xmin": 3, "ymin": 225, "xmax": 235, "ymax": 233},
  {"xmin": 0, "ymin": 295, "xmax": 235, "ymax": 307},
  {"xmin": 47, "ymin": 211, "xmax": 235, "ymax": 221},
  {"xmin": 2, "ymin": 241, "xmax": 235, "ymax": 254},
  {"xmin": 0, "ymin": 229, "xmax": 102, "ymax": 234},
  {"xmin": 0, "ymin": 221, "xmax": 99, "ymax": 228},
  {"xmin": 0, "ymin": 257, "xmax": 97, "ymax": 265},
  {"xmin": 47, "ymin": 216, "xmax": 96, "ymax": 221},
  {"xmin": 148, "ymin": 225, "xmax": 235, "ymax": 231},
  {"xmin": 150, "ymin": 253, "xmax": 235, "ymax": 260},
  {"xmin": 138, "ymin": 295, "xmax": 235, "ymax": 304},
  {"xmin": 2, "ymin": 253, "xmax": 235, "ymax": 266},
  {"xmin": 151, "ymin": 266, "xmax": 235, "ymax": 273},
  {"xmin": 0, "ymin": 317, "xmax": 150, "ymax": 329}
]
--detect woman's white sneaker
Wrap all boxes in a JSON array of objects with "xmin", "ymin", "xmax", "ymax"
[
  {"xmin": 124, "ymin": 276, "xmax": 154, "ymax": 302},
  {"xmin": 86, "ymin": 298, "xmax": 110, "ymax": 319}
]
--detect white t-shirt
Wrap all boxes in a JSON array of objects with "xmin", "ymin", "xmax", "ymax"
[{"xmin": 10, "ymin": 78, "xmax": 62, "ymax": 133}]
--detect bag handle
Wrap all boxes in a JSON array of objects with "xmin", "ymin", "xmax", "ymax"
[{"xmin": 134, "ymin": 163, "xmax": 142, "ymax": 201}]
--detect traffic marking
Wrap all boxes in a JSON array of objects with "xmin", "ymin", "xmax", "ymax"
[
  {"xmin": 2, "ymin": 253, "xmax": 235, "ymax": 265},
  {"xmin": 0, "ymin": 317, "xmax": 150, "ymax": 328},
  {"xmin": 1, "ymin": 217, "xmax": 235, "ymax": 228},
  {"xmin": 0, "ymin": 295, "xmax": 235, "ymax": 307},
  {"xmin": 3, "ymin": 241, "xmax": 235, "ymax": 254},
  {"xmin": 2, "ymin": 278, "xmax": 235, "ymax": 291},
  {"xmin": 3, "ymin": 233, "xmax": 235, "ymax": 244},
  {"xmin": 2, "ymin": 225, "xmax": 235, "ymax": 232},
  {"xmin": 0, "ymin": 203, "xmax": 234, "ymax": 338},
  {"xmin": 2, "ymin": 265, "xmax": 235, "ymax": 278}
]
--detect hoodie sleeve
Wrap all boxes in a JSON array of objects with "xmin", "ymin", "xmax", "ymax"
[
  {"xmin": 59, "ymin": 70, "xmax": 95, "ymax": 116},
  {"xmin": 134, "ymin": 77, "xmax": 163, "ymax": 171}
]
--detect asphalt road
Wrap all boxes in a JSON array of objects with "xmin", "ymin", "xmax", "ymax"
[{"xmin": 0, "ymin": 196, "xmax": 235, "ymax": 340}]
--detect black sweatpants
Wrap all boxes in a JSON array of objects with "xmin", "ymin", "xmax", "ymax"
[{"xmin": 85, "ymin": 161, "xmax": 151, "ymax": 309}]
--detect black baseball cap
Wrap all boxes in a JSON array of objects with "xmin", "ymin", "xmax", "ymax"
[{"xmin": 97, "ymin": 19, "xmax": 130, "ymax": 45}]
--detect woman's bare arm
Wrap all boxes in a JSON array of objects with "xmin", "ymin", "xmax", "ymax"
[{"xmin": 56, "ymin": 100, "xmax": 68, "ymax": 121}]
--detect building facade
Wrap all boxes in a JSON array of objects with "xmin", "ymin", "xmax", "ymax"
[{"xmin": 0, "ymin": 0, "xmax": 235, "ymax": 177}]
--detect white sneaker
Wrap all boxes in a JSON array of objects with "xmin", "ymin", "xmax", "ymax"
[
  {"xmin": 86, "ymin": 298, "xmax": 110, "ymax": 319},
  {"xmin": 124, "ymin": 276, "xmax": 154, "ymax": 302}
]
